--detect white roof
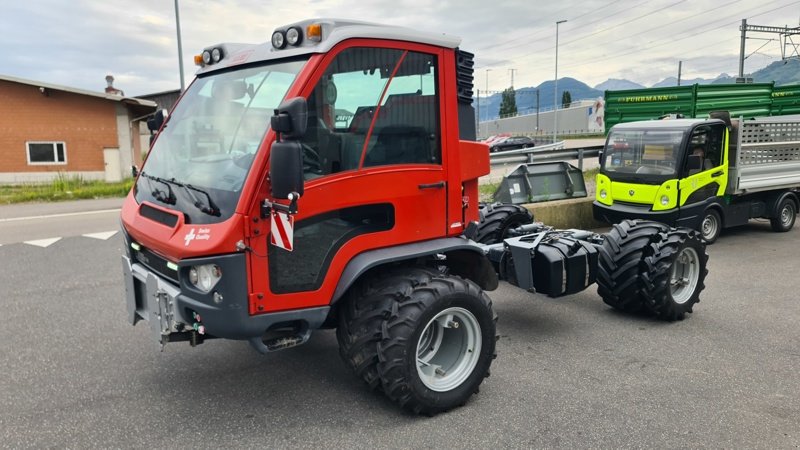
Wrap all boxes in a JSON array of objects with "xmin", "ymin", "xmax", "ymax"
[
  {"xmin": 197, "ymin": 18, "xmax": 462, "ymax": 76},
  {"xmin": 0, "ymin": 74, "xmax": 157, "ymax": 107}
]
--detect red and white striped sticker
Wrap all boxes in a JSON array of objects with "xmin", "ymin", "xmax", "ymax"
[{"xmin": 270, "ymin": 210, "xmax": 294, "ymax": 252}]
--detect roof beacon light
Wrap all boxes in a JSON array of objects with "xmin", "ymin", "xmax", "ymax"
[
  {"xmin": 194, "ymin": 54, "xmax": 204, "ymax": 66},
  {"xmin": 286, "ymin": 27, "xmax": 303, "ymax": 46},
  {"xmin": 271, "ymin": 30, "xmax": 287, "ymax": 49},
  {"xmin": 306, "ymin": 23, "xmax": 322, "ymax": 42},
  {"xmin": 211, "ymin": 47, "xmax": 223, "ymax": 63}
]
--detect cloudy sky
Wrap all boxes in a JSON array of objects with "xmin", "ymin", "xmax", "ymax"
[{"xmin": 4, "ymin": 0, "xmax": 799, "ymax": 96}]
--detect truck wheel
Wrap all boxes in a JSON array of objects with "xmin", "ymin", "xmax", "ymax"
[
  {"xmin": 596, "ymin": 220, "xmax": 668, "ymax": 312},
  {"xmin": 641, "ymin": 229, "xmax": 708, "ymax": 321},
  {"xmin": 770, "ymin": 198, "xmax": 796, "ymax": 232},
  {"xmin": 475, "ymin": 203, "xmax": 534, "ymax": 244},
  {"xmin": 337, "ymin": 268, "xmax": 428, "ymax": 391},
  {"xmin": 340, "ymin": 267, "xmax": 497, "ymax": 415},
  {"xmin": 699, "ymin": 209, "xmax": 721, "ymax": 244}
]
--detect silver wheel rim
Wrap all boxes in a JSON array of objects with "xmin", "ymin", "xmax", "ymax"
[
  {"xmin": 781, "ymin": 204, "xmax": 793, "ymax": 227},
  {"xmin": 701, "ymin": 213, "xmax": 718, "ymax": 241},
  {"xmin": 670, "ymin": 247, "xmax": 700, "ymax": 305},
  {"xmin": 416, "ymin": 307, "xmax": 482, "ymax": 392}
]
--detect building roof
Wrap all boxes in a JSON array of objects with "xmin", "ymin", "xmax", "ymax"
[{"xmin": 0, "ymin": 74, "xmax": 157, "ymax": 108}]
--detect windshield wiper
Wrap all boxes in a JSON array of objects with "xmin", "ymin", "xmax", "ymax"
[
  {"xmin": 140, "ymin": 172, "xmax": 176, "ymax": 205},
  {"xmin": 183, "ymin": 184, "xmax": 221, "ymax": 217}
]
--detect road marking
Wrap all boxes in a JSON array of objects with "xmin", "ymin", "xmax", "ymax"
[
  {"xmin": 24, "ymin": 237, "xmax": 62, "ymax": 248},
  {"xmin": 0, "ymin": 208, "xmax": 121, "ymax": 223},
  {"xmin": 83, "ymin": 231, "xmax": 118, "ymax": 240}
]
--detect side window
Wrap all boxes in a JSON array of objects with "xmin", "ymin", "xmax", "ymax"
[
  {"xmin": 300, "ymin": 47, "xmax": 440, "ymax": 178},
  {"xmin": 688, "ymin": 125, "xmax": 724, "ymax": 172}
]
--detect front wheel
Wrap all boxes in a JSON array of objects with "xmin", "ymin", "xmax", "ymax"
[
  {"xmin": 339, "ymin": 267, "xmax": 497, "ymax": 415},
  {"xmin": 770, "ymin": 198, "xmax": 796, "ymax": 232},
  {"xmin": 699, "ymin": 209, "xmax": 722, "ymax": 244},
  {"xmin": 641, "ymin": 229, "xmax": 708, "ymax": 321}
]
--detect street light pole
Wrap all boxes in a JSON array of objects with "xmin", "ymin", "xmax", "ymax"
[
  {"xmin": 174, "ymin": 0, "xmax": 186, "ymax": 92},
  {"xmin": 554, "ymin": 19, "xmax": 566, "ymax": 144}
]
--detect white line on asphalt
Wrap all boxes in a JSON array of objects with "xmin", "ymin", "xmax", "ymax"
[
  {"xmin": 0, "ymin": 208, "xmax": 121, "ymax": 223},
  {"xmin": 83, "ymin": 231, "xmax": 118, "ymax": 240},
  {"xmin": 24, "ymin": 237, "xmax": 62, "ymax": 248}
]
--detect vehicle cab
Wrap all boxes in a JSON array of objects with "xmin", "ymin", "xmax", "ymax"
[
  {"xmin": 593, "ymin": 118, "xmax": 729, "ymax": 229},
  {"xmin": 120, "ymin": 19, "xmax": 489, "ymax": 349}
]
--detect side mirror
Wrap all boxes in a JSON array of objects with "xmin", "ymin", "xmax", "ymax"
[
  {"xmin": 131, "ymin": 165, "xmax": 139, "ymax": 178},
  {"xmin": 687, "ymin": 154, "xmax": 703, "ymax": 171},
  {"xmin": 269, "ymin": 141, "xmax": 304, "ymax": 199},
  {"xmin": 271, "ymin": 97, "xmax": 308, "ymax": 139},
  {"xmin": 147, "ymin": 109, "xmax": 168, "ymax": 132}
]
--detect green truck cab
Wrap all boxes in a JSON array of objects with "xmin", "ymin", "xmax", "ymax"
[{"xmin": 594, "ymin": 113, "xmax": 800, "ymax": 242}]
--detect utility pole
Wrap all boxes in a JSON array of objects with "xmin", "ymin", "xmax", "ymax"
[
  {"xmin": 508, "ymin": 68, "xmax": 517, "ymax": 88},
  {"xmin": 554, "ymin": 19, "xmax": 567, "ymax": 144},
  {"xmin": 536, "ymin": 89, "xmax": 540, "ymax": 132},
  {"xmin": 174, "ymin": 0, "xmax": 185, "ymax": 91},
  {"xmin": 677, "ymin": 61, "xmax": 682, "ymax": 86},
  {"xmin": 476, "ymin": 89, "xmax": 480, "ymax": 138},
  {"xmin": 738, "ymin": 19, "xmax": 747, "ymax": 80}
]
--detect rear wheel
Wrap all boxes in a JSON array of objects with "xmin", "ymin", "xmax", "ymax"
[
  {"xmin": 475, "ymin": 203, "xmax": 534, "ymax": 245},
  {"xmin": 641, "ymin": 229, "xmax": 708, "ymax": 321},
  {"xmin": 699, "ymin": 209, "xmax": 721, "ymax": 244},
  {"xmin": 596, "ymin": 220, "xmax": 668, "ymax": 312},
  {"xmin": 338, "ymin": 267, "xmax": 497, "ymax": 415},
  {"xmin": 770, "ymin": 198, "xmax": 796, "ymax": 232}
]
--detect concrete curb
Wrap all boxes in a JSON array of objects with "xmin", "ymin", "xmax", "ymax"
[{"xmin": 522, "ymin": 197, "xmax": 607, "ymax": 230}]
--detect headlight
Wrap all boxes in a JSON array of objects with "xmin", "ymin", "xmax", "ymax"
[
  {"xmin": 202, "ymin": 50, "xmax": 212, "ymax": 65},
  {"xmin": 188, "ymin": 264, "xmax": 222, "ymax": 292},
  {"xmin": 286, "ymin": 27, "xmax": 302, "ymax": 46},
  {"xmin": 271, "ymin": 31, "xmax": 286, "ymax": 49},
  {"xmin": 599, "ymin": 189, "xmax": 607, "ymax": 199},
  {"xmin": 660, "ymin": 195, "xmax": 669, "ymax": 206},
  {"xmin": 211, "ymin": 47, "xmax": 223, "ymax": 63}
]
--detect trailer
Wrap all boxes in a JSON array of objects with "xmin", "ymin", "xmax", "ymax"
[
  {"xmin": 594, "ymin": 111, "xmax": 800, "ymax": 242},
  {"xmin": 120, "ymin": 18, "xmax": 709, "ymax": 415}
]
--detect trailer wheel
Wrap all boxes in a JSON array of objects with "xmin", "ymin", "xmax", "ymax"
[
  {"xmin": 641, "ymin": 229, "xmax": 708, "ymax": 321},
  {"xmin": 475, "ymin": 203, "xmax": 534, "ymax": 245},
  {"xmin": 770, "ymin": 198, "xmax": 796, "ymax": 232},
  {"xmin": 699, "ymin": 209, "xmax": 722, "ymax": 244},
  {"xmin": 596, "ymin": 220, "xmax": 668, "ymax": 312},
  {"xmin": 340, "ymin": 267, "xmax": 497, "ymax": 415}
]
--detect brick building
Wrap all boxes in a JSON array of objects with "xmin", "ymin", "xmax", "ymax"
[{"xmin": 0, "ymin": 74, "xmax": 156, "ymax": 183}]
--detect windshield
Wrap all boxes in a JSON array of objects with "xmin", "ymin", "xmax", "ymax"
[
  {"xmin": 135, "ymin": 58, "xmax": 307, "ymax": 224},
  {"xmin": 601, "ymin": 128, "xmax": 687, "ymax": 181}
]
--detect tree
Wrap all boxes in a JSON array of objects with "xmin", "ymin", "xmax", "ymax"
[
  {"xmin": 499, "ymin": 88, "xmax": 518, "ymax": 117},
  {"xmin": 561, "ymin": 90, "xmax": 572, "ymax": 108}
]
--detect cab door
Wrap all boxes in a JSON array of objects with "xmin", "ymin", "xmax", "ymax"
[
  {"xmin": 679, "ymin": 123, "xmax": 728, "ymax": 209},
  {"xmin": 252, "ymin": 42, "xmax": 452, "ymax": 313}
]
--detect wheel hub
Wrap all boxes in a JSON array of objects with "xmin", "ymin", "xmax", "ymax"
[
  {"xmin": 416, "ymin": 307, "xmax": 481, "ymax": 392},
  {"xmin": 670, "ymin": 247, "xmax": 700, "ymax": 305}
]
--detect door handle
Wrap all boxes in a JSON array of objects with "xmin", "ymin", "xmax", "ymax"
[
  {"xmin": 712, "ymin": 171, "xmax": 724, "ymax": 177},
  {"xmin": 418, "ymin": 181, "xmax": 445, "ymax": 190}
]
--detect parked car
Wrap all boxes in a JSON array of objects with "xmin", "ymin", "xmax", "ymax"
[{"xmin": 489, "ymin": 136, "xmax": 535, "ymax": 153}]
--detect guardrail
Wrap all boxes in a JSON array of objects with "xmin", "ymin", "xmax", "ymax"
[{"xmin": 489, "ymin": 141, "xmax": 603, "ymax": 170}]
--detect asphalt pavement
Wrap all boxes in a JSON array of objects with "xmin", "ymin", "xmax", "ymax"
[{"xmin": 0, "ymin": 201, "xmax": 798, "ymax": 448}]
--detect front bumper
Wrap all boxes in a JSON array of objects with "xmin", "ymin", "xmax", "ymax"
[
  {"xmin": 593, "ymin": 201, "xmax": 706, "ymax": 230},
  {"xmin": 121, "ymin": 254, "xmax": 330, "ymax": 348}
]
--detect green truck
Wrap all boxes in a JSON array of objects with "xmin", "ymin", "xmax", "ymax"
[
  {"xmin": 604, "ymin": 82, "xmax": 800, "ymax": 131},
  {"xmin": 594, "ymin": 111, "xmax": 800, "ymax": 243}
]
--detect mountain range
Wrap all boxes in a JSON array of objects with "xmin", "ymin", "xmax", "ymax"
[{"xmin": 477, "ymin": 59, "xmax": 800, "ymax": 121}]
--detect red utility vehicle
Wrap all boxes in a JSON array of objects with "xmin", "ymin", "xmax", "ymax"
[{"xmin": 121, "ymin": 19, "xmax": 708, "ymax": 415}]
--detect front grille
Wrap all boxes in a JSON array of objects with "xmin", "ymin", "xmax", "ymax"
[{"xmin": 134, "ymin": 246, "xmax": 179, "ymax": 284}]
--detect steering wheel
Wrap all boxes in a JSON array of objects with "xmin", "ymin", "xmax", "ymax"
[{"xmin": 301, "ymin": 143, "xmax": 323, "ymax": 175}]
